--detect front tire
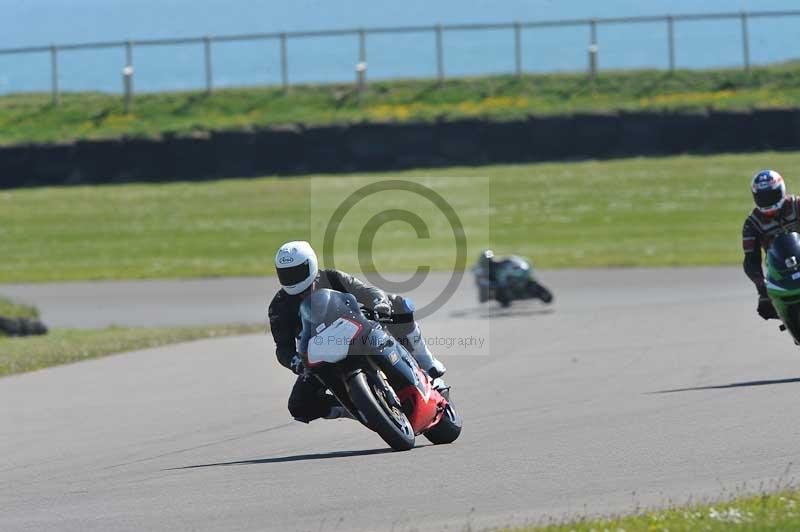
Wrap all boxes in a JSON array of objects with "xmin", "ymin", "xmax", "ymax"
[
  {"xmin": 529, "ymin": 281, "xmax": 553, "ymax": 304},
  {"xmin": 348, "ymin": 371, "xmax": 415, "ymax": 451},
  {"xmin": 782, "ymin": 302, "xmax": 800, "ymax": 347}
]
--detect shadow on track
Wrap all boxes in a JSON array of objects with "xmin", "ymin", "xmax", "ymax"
[
  {"xmin": 649, "ymin": 377, "xmax": 800, "ymax": 394},
  {"xmin": 167, "ymin": 447, "xmax": 405, "ymax": 470},
  {"xmin": 449, "ymin": 306, "xmax": 555, "ymax": 320}
]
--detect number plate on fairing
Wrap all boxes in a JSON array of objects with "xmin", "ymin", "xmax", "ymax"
[{"xmin": 307, "ymin": 318, "xmax": 362, "ymax": 365}]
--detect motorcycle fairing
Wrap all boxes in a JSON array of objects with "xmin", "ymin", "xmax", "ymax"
[
  {"xmin": 368, "ymin": 329, "xmax": 426, "ymax": 393},
  {"xmin": 766, "ymin": 232, "xmax": 800, "ymax": 343},
  {"xmin": 307, "ymin": 317, "xmax": 363, "ymax": 367},
  {"xmin": 397, "ymin": 367, "xmax": 445, "ymax": 435},
  {"xmin": 299, "ymin": 289, "xmax": 374, "ymax": 363}
]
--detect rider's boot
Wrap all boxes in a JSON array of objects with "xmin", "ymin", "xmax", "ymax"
[{"xmin": 404, "ymin": 323, "xmax": 447, "ymax": 379}]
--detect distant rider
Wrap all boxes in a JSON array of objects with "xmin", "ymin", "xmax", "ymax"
[
  {"xmin": 474, "ymin": 249, "xmax": 512, "ymax": 304},
  {"xmin": 474, "ymin": 249, "xmax": 553, "ymax": 307},
  {"xmin": 477, "ymin": 249, "xmax": 499, "ymax": 284},
  {"xmin": 268, "ymin": 240, "xmax": 446, "ymax": 423},
  {"xmin": 742, "ymin": 170, "xmax": 800, "ymax": 320}
]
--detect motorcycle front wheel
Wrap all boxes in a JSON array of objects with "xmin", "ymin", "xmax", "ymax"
[
  {"xmin": 780, "ymin": 301, "xmax": 800, "ymax": 347},
  {"xmin": 348, "ymin": 371, "xmax": 415, "ymax": 451},
  {"xmin": 528, "ymin": 281, "xmax": 554, "ymax": 304}
]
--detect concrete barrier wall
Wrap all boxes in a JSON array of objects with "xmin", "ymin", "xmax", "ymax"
[{"xmin": 2, "ymin": 109, "xmax": 799, "ymax": 188}]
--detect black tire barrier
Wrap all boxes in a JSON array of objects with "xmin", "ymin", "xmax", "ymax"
[
  {"xmin": 2, "ymin": 109, "xmax": 800, "ymax": 189},
  {"xmin": 0, "ymin": 316, "xmax": 48, "ymax": 337}
]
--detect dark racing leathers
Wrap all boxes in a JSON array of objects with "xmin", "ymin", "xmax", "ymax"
[
  {"xmin": 743, "ymin": 196, "xmax": 800, "ymax": 319},
  {"xmin": 268, "ymin": 269, "xmax": 419, "ymax": 423}
]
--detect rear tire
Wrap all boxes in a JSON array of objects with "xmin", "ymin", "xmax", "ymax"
[
  {"xmin": 348, "ymin": 371, "xmax": 415, "ymax": 451},
  {"xmin": 496, "ymin": 287, "xmax": 512, "ymax": 308},
  {"xmin": 424, "ymin": 398, "xmax": 463, "ymax": 445},
  {"xmin": 478, "ymin": 285, "xmax": 489, "ymax": 303}
]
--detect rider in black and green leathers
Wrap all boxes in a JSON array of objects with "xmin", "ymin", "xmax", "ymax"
[{"xmin": 742, "ymin": 170, "xmax": 800, "ymax": 320}]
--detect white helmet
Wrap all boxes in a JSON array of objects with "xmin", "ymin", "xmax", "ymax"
[{"xmin": 275, "ymin": 241, "xmax": 318, "ymax": 295}]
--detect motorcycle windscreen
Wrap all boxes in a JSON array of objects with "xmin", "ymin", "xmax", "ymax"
[
  {"xmin": 506, "ymin": 256, "xmax": 531, "ymax": 271},
  {"xmin": 298, "ymin": 288, "xmax": 371, "ymax": 361},
  {"xmin": 768, "ymin": 232, "xmax": 800, "ymax": 279}
]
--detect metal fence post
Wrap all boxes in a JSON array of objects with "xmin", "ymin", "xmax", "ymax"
[
  {"xmin": 588, "ymin": 19, "xmax": 598, "ymax": 80},
  {"xmin": 122, "ymin": 66, "xmax": 134, "ymax": 113},
  {"xmin": 513, "ymin": 21, "xmax": 522, "ymax": 76},
  {"xmin": 667, "ymin": 16, "xmax": 675, "ymax": 72},
  {"xmin": 357, "ymin": 29, "xmax": 367, "ymax": 98},
  {"xmin": 359, "ymin": 29, "xmax": 367, "ymax": 80},
  {"xmin": 435, "ymin": 24, "xmax": 444, "ymax": 85},
  {"xmin": 50, "ymin": 45, "xmax": 60, "ymax": 106},
  {"xmin": 358, "ymin": 29, "xmax": 366, "ymax": 67},
  {"xmin": 203, "ymin": 35, "xmax": 213, "ymax": 93},
  {"xmin": 280, "ymin": 33, "xmax": 289, "ymax": 91},
  {"xmin": 740, "ymin": 12, "xmax": 751, "ymax": 72},
  {"xmin": 125, "ymin": 40, "xmax": 134, "ymax": 95}
]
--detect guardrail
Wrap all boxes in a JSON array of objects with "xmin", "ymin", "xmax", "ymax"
[{"xmin": 2, "ymin": 9, "xmax": 799, "ymax": 105}]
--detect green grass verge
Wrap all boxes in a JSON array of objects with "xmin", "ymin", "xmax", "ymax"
[
  {"xmin": 0, "ymin": 151, "xmax": 788, "ymax": 282},
  {"xmin": 503, "ymin": 489, "xmax": 800, "ymax": 531},
  {"xmin": 4, "ymin": 65, "xmax": 800, "ymax": 144},
  {"xmin": 0, "ymin": 324, "xmax": 262, "ymax": 377},
  {"xmin": 0, "ymin": 295, "xmax": 38, "ymax": 319}
]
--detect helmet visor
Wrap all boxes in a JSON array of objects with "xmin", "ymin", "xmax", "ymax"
[
  {"xmin": 277, "ymin": 260, "xmax": 310, "ymax": 287},
  {"xmin": 755, "ymin": 187, "xmax": 784, "ymax": 210}
]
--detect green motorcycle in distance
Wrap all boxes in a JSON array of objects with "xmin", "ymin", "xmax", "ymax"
[
  {"xmin": 765, "ymin": 232, "xmax": 800, "ymax": 343},
  {"xmin": 473, "ymin": 255, "xmax": 554, "ymax": 308}
]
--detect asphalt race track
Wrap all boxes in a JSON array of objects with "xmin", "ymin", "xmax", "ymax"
[{"xmin": 4, "ymin": 268, "xmax": 800, "ymax": 532}]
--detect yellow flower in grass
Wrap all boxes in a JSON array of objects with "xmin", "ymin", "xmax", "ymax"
[
  {"xmin": 367, "ymin": 95, "xmax": 530, "ymax": 121},
  {"xmin": 101, "ymin": 113, "xmax": 138, "ymax": 128},
  {"xmin": 368, "ymin": 103, "xmax": 414, "ymax": 120},
  {"xmin": 639, "ymin": 90, "xmax": 736, "ymax": 107},
  {"xmin": 481, "ymin": 96, "xmax": 530, "ymax": 109}
]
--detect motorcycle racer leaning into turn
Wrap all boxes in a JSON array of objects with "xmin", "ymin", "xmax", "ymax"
[
  {"xmin": 268, "ymin": 240, "xmax": 447, "ymax": 423},
  {"xmin": 743, "ymin": 170, "xmax": 800, "ymax": 321}
]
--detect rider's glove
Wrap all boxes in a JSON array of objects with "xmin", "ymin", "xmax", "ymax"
[
  {"xmin": 289, "ymin": 354, "xmax": 306, "ymax": 376},
  {"xmin": 757, "ymin": 297, "xmax": 779, "ymax": 320},
  {"xmin": 373, "ymin": 301, "xmax": 392, "ymax": 320}
]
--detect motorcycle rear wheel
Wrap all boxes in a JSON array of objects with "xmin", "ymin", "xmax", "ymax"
[
  {"xmin": 478, "ymin": 285, "xmax": 490, "ymax": 303},
  {"xmin": 424, "ymin": 398, "xmax": 463, "ymax": 445},
  {"xmin": 348, "ymin": 371, "xmax": 415, "ymax": 451},
  {"xmin": 496, "ymin": 287, "xmax": 512, "ymax": 308}
]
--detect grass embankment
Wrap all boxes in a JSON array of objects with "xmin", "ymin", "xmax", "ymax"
[
  {"xmin": 505, "ymin": 490, "xmax": 800, "ymax": 532},
  {"xmin": 3, "ymin": 65, "xmax": 800, "ymax": 144},
  {"xmin": 0, "ymin": 295, "xmax": 38, "ymax": 319},
  {"xmin": 0, "ymin": 324, "xmax": 262, "ymax": 377},
  {"xmin": 0, "ymin": 151, "xmax": 789, "ymax": 282}
]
